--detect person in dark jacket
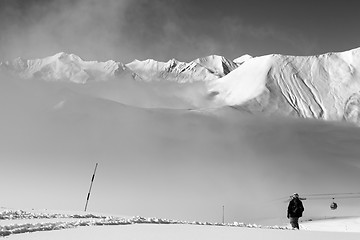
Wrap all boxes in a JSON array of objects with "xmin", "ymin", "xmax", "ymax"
[{"xmin": 287, "ymin": 193, "xmax": 304, "ymax": 229}]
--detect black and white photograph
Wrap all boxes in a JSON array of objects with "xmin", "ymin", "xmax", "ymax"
[{"xmin": 1, "ymin": 0, "xmax": 360, "ymax": 239}]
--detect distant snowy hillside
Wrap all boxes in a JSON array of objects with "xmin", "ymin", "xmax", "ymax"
[{"xmin": 2, "ymin": 47, "xmax": 360, "ymax": 124}]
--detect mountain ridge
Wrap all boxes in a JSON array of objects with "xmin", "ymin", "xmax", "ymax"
[
  {"xmin": 0, "ymin": 52, "xmax": 240, "ymax": 84},
  {"xmin": 2, "ymin": 47, "xmax": 360, "ymax": 125}
]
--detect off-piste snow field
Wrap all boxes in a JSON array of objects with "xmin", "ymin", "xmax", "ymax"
[{"xmin": 1, "ymin": 208, "xmax": 360, "ymax": 240}]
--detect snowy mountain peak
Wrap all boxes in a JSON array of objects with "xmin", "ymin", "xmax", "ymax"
[
  {"xmin": 1, "ymin": 52, "xmax": 125, "ymax": 83},
  {"xmin": 52, "ymin": 52, "xmax": 82, "ymax": 61},
  {"xmin": 3, "ymin": 56, "xmax": 29, "ymax": 71},
  {"xmin": 126, "ymin": 55, "xmax": 238, "ymax": 82},
  {"xmin": 193, "ymin": 55, "xmax": 239, "ymax": 76},
  {"xmin": 233, "ymin": 54, "xmax": 253, "ymax": 65}
]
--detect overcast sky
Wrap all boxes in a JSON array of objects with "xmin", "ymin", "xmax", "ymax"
[{"xmin": 1, "ymin": 0, "xmax": 360, "ymax": 62}]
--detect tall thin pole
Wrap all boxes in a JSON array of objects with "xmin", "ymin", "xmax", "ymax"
[
  {"xmin": 222, "ymin": 205, "xmax": 225, "ymax": 224},
  {"xmin": 84, "ymin": 163, "xmax": 98, "ymax": 212}
]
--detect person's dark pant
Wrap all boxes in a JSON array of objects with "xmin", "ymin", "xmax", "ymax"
[{"xmin": 289, "ymin": 217, "xmax": 299, "ymax": 229}]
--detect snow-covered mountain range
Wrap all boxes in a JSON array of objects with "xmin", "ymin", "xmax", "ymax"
[
  {"xmin": 1, "ymin": 47, "xmax": 360, "ymax": 125},
  {"xmin": 0, "ymin": 52, "xmax": 125, "ymax": 84},
  {"xmin": 0, "ymin": 52, "xmax": 238, "ymax": 83}
]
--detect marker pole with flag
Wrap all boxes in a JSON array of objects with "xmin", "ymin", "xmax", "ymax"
[{"xmin": 84, "ymin": 163, "xmax": 98, "ymax": 212}]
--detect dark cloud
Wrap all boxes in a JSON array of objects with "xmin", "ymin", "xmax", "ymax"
[
  {"xmin": 0, "ymin": 0, "xmax": 359, "ymax": 63},
  {"xmin": 0, "ymin": 0, "xmax": 315, "ymax": 63},
  {"xmin": 119, "ymin": 0, "xmax": 319, "ymax": 60},
  {"xmin": 0, "ymin": 0, "xmax": 75, "ymax": 28},
  {"xmin": 0, "ymin": 0, "xmax": 132, "ymax": 61}
]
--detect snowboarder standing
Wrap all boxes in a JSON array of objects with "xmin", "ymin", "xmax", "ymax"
[{"xmin": 287, "ymin": 193, "xmax": 304, "ymax": 229}]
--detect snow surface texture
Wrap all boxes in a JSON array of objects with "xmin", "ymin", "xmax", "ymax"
[
  {"xmin": 0, "ymin": 209, "xmax": 286, "ymax": 238},
  {"xmin": 2, "ymin": 209, "xmax": 360, "ymax": 240},
  {"xmin": 2, "ymin": 48, "xmax": 360, "ymax": 125}
]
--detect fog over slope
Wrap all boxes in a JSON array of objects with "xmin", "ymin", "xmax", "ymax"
[{"xmin": 1, "ymin": 48, "xmax": 360, "ymax": 224}]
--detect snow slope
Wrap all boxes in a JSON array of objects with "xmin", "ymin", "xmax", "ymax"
[
  {"xmin": 11, "ymin": 224, "xmax": 360, "ymax": 240},
  {"xmin": 301, "ymin": 217, "xmax": 360, "ymax": 232},
  {"xmin": 1, "ymin": 68, "xmax": 360, "ymax": 223},
  {"xmin": 210, "ymin": 48, "xmax": 360, "ymax": 124},
  {"xmin": 1, "ymin": 48, "xmax": 360, "ymax": 225},
  {"xmin": 8, "ymin": 224, "xmax": 360, "ymax": 240},
  {"xmin": 2, "ymin": 209, "xmax": 360, "ymax": 240}
]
